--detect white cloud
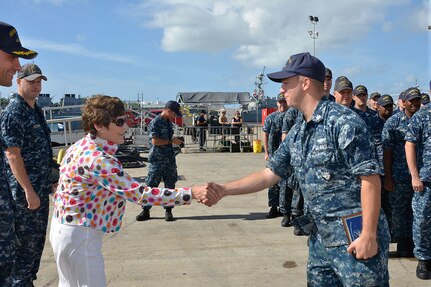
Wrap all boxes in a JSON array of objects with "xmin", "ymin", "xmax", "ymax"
[
  {"xmin": 127, "ymin": 0, "xmax": 415, "ymax": 68},
  {"xmin": 26, "ymin": 39, "xmax": 134, "ymax": 63}
]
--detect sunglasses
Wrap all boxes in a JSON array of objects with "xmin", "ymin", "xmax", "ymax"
[{"xmin": 112, "ymin": 117, "xmax": 128, "ymax": 127}]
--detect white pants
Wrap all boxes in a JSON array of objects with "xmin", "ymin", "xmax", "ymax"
[{"xmin": 49, "ymin": 218, "xmax": 106, "ymax": 287}]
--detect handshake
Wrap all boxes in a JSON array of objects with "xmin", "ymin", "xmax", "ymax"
[{"xmin": 191, "ymin": 182, "xmax": 225, "ymax": 207}]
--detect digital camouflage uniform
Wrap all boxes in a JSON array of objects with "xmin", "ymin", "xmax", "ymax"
[
  {"xmin": 405, "ymin": 105, "xmax": 431, "ymax": 260},
  {"xmin": 142, "ymin": 115, "xmax": 178, "ymax": 212},
  {"xmin": 382, "ymin": 111, "xmax": 414, "ymax": 243},
  {"xmin": 263, "ymin": 111, "xmax": 287, "ymax": 212},
  {"xmin": 281, "ymin": 107, "xmax": 302, "ymax": 217},
  {"xmin": 268, "ymin": 98, "xmax": 390, "ymax": 286},
  {"xmin": 1, "ymin": 94, "xmax": 53, "ymax": 286},
  {"xmin": 371, "ymin": 113, "xmax": 393, "ymax": 233},
  {"xmin": 0, "ymin": 157, "xmax": 15, "ymax": 285}
]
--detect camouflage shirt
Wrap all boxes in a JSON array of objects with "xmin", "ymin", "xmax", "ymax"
[
  {"xmin": 370, "ymin": 113, "xmax": 387, "ymax": 174},
  {"xmin": 148, "ymin": 115, "xmax": 176, "ymax": 165},
  {"xmin": 282, "ymin": 107, "xmax": 301, "ymax": 135},
  {"xmin": 1, "ymin": 94, "xmax": 52, "ymax": 198},
  {"xmin": 262, "ymin": 111, "xmax": 285, "ymax": 155},
  {"xmin": 405, "ymin": 105, "xmax": 431, "ymax": 182},
  {"xmin": 268, "ymin": 98, "xmax": 380, "ymax": 247},
  {"xmin": 382, "ymin": 111, "xmax": 413, "ymax": 182}
]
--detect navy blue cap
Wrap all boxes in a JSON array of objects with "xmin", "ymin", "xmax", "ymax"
[
  {"xmin": 353, "ymin": 85, "xmax": 368, "ymax": 96},
  {"xmin": 267, "ymin": 52, "xmax": 326, "ymax": 84},
  {"xmin": 334, "ymin": 76, "xmax": 353, "ymax": 92},
  {"xmin": 370, "ymin": 92, "xmax": 381, "ymax": 100},
  {"xmin": 377, "ymin": 94, "xmax": 394, "ymax": 106},
  {"xmin": 165, "ymin": 100, "xmax": 182, "ymax": 117},
  {"xmin": 0, "ymin": 21, "xmax": 37, "ymax": 59},
  {"xmin": 421, "ymin": 93, "xmax": 430, "ymax": 104},
  {"xmin": 399, "ymin": 91, "xmax": 405, "ymax": 101},
  {"xmin": 404, "ymin": 87, "xmax": 421, "ymax": 101},
  {"xmin": 325, "ymin": 68, "xmax": 332, "ymax": 79}
]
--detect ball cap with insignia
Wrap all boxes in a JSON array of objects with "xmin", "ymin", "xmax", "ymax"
[
  {"xmin": 0, "ymin": 21, "xmax": 37, "ymax": 59},
  {"xmin": 353, "ymin": 85, "xmax": 368, "ymax": 96},
  {"xmin": 403, "ymin": 87, "xmax": 421, "ymax": 101},
  {"xmin": 421, "ymin": 93, "xmax": 430, "ymax": 105},
  {"xmin": 370, "ymin": 92, "xmax": 381, "ymax": 100},
  {"xmin": 267, "ymin": 52, "xmax": 326, "ymax": 84},
  {"xmin": 18, "ymin": 64, "xmax": 47, "ymax": 81},
  {"xmin": 377, "ymin": 94, "xmax": 394, "ymax": 107},
  {"xmin": 334, "ymin": 76, "xmax": 353, "ymax": 92}
]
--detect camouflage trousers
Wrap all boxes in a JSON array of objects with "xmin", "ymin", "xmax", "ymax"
[
  {"xmin": 7, "ymin": 194, "xmax": 49, "ymax": 286},
  {"xmin": 291, "ymin": 187, "xmax": 304, "ymax": 216},
  {"xmin": 413, "ymin": 183, "xmax": 431, "ymax": 260},
  {"xmin": 389, "ymin": 183, "xmax": 414, "ymax": 241},
  {"xmin": 267, "ymin": 179, "xmax": 293, "ymax": 215},
  {"xmin": 143, "ymin": 163, "xmax": 178, "ymax": 211},
  {"xmin": 307, "ymin": 230, "xmax": 390, "ymax": 286}
]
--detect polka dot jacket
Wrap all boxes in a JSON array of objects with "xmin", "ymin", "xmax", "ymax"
[{"xmin": 52, "ymin": 134, "xmax": 192, "ymax": 233}]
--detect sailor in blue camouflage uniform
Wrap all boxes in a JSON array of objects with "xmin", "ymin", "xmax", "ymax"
[
  {"xmin": 215, "ymin": 53, "xmax": 390, "ymax": 286},
  {"xmin": 405, "ymin": 100, "xmax": 431, "ymax": 280},
  {"xmin": 333, "ymin": 76, "xmax": 356, "ymax": 109},
  {"xmin": 382, "ymin": 87, "xmax": 421, "ymax": 257},
  {"xmin": 136, "ymin": 100, "xmax": 184, "ymax": 222},
  {"xmin": 1, "ymin": 64, "xmax": 53, "ymax": 286},
  {"xmin": 281, "ymin": 106, "xmax": 305, "ymax": 233},
  {"xmin": 0, "ymin": 21, "xmax": 38, "ymax": 286},
  {"xmin": 263, "ymin": 95, "xmax": 288, "ymax": 220},
  {"xmin": 351, "ymin": 85, "xmax": 378, "ymax": 128},
  {"xmin": 373, "ymin": 95, "xmax": 394, "ymax": 234},
  {"xmin": 323, "ymin": 67, "xmax": 335, "ymax": 101}
]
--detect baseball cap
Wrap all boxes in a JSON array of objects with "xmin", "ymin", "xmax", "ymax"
[
  {"xmin": 353, "ymin": 85, "xmax": 368, "ymax": 96},
  {"xmin": 325, "ymin": 68, "xmax": 332, "ymax": 79},
  {"xmin": 404, "ymin": 87, "xmax": 421, "ymax": 101},
  {"xmin": 0, "ymin": 21, "xmax": 37, "ymax": 59},
  {"xmin": 277, "ymin": 93, "xmax": 286, "ymax": 102},
  {"xmin": 164, "ymin": 100, "xmax": 182, "ymax": 117},
  {"xmin": 377, "ymin": 94, "xmax": 394, "ymax": 107},
  {"xmin": 267, "ymin": 52, "xmax": 326, "ymax": 84},
  {"xmin": 334, "ymin": 76, "xmax": 353, "ymax": 92},
  {"xmin": 421, "ymin": 93, "xmax": 430, "ymax": 105},
  {"xmin": 370, "ymin": 92, "xmax": 381, "ymax": 100},
  {"xmin": 17, "ymin": 64, "xmax": 47, "ymax": 81}
]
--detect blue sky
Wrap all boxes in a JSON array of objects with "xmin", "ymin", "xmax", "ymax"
[{"xmin": 0, "ymin": 0, "xmax": 429, "ymax": 104}]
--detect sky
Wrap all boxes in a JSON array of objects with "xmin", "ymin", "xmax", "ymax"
[{"xmin": 0, "ymin": 0, "xmax": 430, "ymax": 104}]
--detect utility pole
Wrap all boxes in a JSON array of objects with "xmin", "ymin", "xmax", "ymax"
[{"xmin": 308, "ymin": 16, "xmax": 319, "ymax": 56}]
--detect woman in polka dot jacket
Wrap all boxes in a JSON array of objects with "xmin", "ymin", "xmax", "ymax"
[{"xmin": 49, "ymin": 95, "xmax": 217, "ymax": 287}]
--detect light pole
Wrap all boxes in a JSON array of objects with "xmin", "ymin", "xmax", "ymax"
[{"xmin": 308, "ymin": 15, "xmax": 319, "ymax": 56}]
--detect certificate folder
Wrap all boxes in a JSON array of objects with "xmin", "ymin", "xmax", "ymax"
[{"xmin": 342, "ymin": 212, "xmax": 363, "ymax": 244}]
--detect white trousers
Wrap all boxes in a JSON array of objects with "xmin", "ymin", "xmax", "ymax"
[{"xmin": 49, "ymin": 218, "xmax": 106, "ymax": 287}]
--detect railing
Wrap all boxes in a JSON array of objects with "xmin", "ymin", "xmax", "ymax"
[
  {"xmin": 179, "ymin": 124, "xmax": 262, "ymax": 152},
  {"xmin": 47, "ymin": 116, "xmax": 83, "ymax": 146}
]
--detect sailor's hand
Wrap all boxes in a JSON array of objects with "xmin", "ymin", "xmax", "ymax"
[
  {"xmin": 347, "ymin": 233, "xmax": 378, "ymax": 260},
  {"xmin": 172, "ymin": 137, "xmax": 183, "ymax": 145},
  {"xmin": 411, "ymin": 176, "xmax": 424, "ymax": 192},
  {"xmin": 192, "ymin": 182, "xmax": 224, "ymax": 206},
  {"xmin": 25, "ymin": 189, "xmax": 41, "ymax": 210}
]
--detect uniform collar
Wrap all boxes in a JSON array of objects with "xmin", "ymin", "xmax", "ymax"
[
  {"xmin": 309, "ymin": 97, "xmax": 329, "ymax": 123},
  {"xmin": 86, "ymin": 133, "xmax": 119, "ymax": 156}
]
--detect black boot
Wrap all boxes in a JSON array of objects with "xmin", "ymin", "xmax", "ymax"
[
  {"xmin": 165, "ymin": 208, "xmax": 174, "ymax": 222},
  {"xmin": 416, "ymin": 260, "xmax": 431, "ymax": 280},
  {"xmin": 136, "ymin": 209, "xmax": 150, "ymax": 221},
  {"xmin": 281, "ymin": 214, "xmax": 291, "ymax": 227},
  {"xmin": 266, "ymin": 206, "xmax": 279, "ymax": 218}
]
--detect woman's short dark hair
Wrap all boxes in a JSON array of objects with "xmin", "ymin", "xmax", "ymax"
[{"xmin": 82, "ymin": 94, "xmax": 125, "ymax": 135}]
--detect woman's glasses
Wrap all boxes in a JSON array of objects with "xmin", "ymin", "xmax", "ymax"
[{"xmin": 112, "ymin": 117, "xmax": 128, "ymax": 127}]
